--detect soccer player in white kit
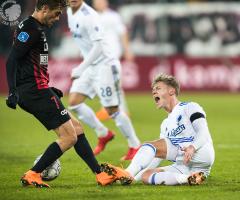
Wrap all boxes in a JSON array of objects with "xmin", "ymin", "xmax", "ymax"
[
  {"xmin": 110, "ymin": 73, "xmax": 215, "ymax": 185},
  {"xmin": 67, "ymin": 0, "xmax": 141, "ymax": 160},
  {"xmin": 92, "ymin": 0, "xmax": 134, "ymax": 121}
]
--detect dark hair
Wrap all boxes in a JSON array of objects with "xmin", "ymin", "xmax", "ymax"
[{"xmin": 36, "ymin": 0, "xmax": 68, "ymax": 10}]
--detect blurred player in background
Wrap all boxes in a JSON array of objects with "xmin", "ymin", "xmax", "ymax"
[
  {"xmin": 67, "ymin": 0, "xmax": 141, "ymax": 160},
  {"xmin": 109, "ymin": 74, "xmax": 215, "ymax": 185},
  {"xmin": 92, "ymin": 0, "xmax": 134, "ymax": 121},
  {"xmin": 5, "ymin": 0, "xmax": 125, "ymax": 188}
]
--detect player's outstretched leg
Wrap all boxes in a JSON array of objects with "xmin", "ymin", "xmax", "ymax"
[
  {"xmin": 21, "ymin": 117, "xmax": 78, "ymax": 188},
  {"xmin": 21, "ymin": 170, "xmax": 50, "ymax": 188},
  {"xmin": 73, "ymin": 134, "xmax": 118, "ymax": 186},
  {"xmin": 188, "ymin": 172, "xmax": 206, "ymax": 185},
  {"xmin": 100, "ymin": 163, "xmax": 133, "ymax": 185}
]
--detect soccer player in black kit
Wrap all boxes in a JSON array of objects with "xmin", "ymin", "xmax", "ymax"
[{"xmin": 5, "ymin": 0, "xmax": 130, "ymax": 188}]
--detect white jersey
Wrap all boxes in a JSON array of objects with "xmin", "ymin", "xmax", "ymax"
[
  {"xmin": 67, "ymin": 2, "xmax": 114, "ymax": 65},
  {"xmin": 98, "ymin": 9, "xmax": 126, "ymax": 59},
  {"xmin": 160, "ymin": 102, "xmax": 213, "ymax": 149}
]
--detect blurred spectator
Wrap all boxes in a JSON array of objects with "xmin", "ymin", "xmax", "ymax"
[
  {"xmin": 1, "ymin": 0, "xmax": 240, "ymax": 57},
  {"xmin": 185, "ymin": 16, "xmax": 222, "ymax": 56},
  {"xmin": 93, "ymin": 0, "xmax": 134, "ymax": 60}
]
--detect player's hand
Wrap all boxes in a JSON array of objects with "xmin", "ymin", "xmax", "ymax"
[
  {"xmin": 51, "ymin": 87, "xmax": 63, "ymax": 98},
  {"xmin": 182, "ymin": 145, "xmax": 196, "ymax": 165},
  {"xmin": 6, "ymin": 91, "xmax": 19, "ymax": 109}
]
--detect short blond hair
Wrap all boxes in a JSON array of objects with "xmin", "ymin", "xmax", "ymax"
[{"xmin": 152, "ymin": 73, "xmax": 180, "ymax": 96}]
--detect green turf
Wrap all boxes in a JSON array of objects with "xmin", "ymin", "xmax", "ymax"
[{"xmin": 0, "ymin": 93, "xmax": 240, "ymax": 200}]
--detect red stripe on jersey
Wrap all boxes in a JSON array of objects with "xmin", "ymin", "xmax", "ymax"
[
  {"xmin": 40, "ymin": 67, "xmax": 49, "ymax": 88},
  {"xmin": 34, "ymin": 64, "xmax": 41, "ymax": 89},
  {"xmin": 33, "ymin": 65, "xmax": 49, "ymax": 89}
]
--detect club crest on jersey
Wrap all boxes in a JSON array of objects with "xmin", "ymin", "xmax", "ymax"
[{"xmin": 17, "ymin": 32, "xmax": 29, "ymax": 42}]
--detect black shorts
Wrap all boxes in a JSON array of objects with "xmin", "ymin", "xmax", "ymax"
[{"xmin": 18, "ymin": 87, "xmax": 71, "ymax": 130}]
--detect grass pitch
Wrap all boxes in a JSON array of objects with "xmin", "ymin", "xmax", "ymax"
[{"xmin": 0, "ymin": 92, "xmax": 239, "ymax": 200}]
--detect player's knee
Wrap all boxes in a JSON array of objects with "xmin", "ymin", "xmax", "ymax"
[
  {"xmin": 146, "ymin": 139, "xmax": 167, "ymax": 158},
  {"xmin": 68, "ymin": 93, "xmax": 84, "ymax": 107},
  {"xmin": 74, "ymin": 121, "xmax": 84, "ymax": 135},
  {"xmin": 143, "ymin": 141, "xmax": 157, "ymax": 151},
  {"xmin": 105, "ymin": 106, "xmax": 119, "ymax": 116},
  {"xmin": 58, "ymin": 132, "xmax": 77, "ymax": 151},
  {"xmin": 68, "ymin": 97, "xmax": 79, "ymax": 107},
  {"xmin": 66, "ymin": 132, "xmax": 78, "ymax": 147},
  {"xmin": 141, "ymin": 170, "xmax": 152, "ymax": 184},
  {"xmin": 69, "ymin": 114, "xmax": 84, "ymax": 135},
  {"xmin": 59, "ymin": 126, "xmax": 78, "ymax": 147}
]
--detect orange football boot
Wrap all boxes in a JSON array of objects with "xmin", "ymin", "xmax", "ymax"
[
  {"xmin": 100, "ymin": 163, "xmax": 133, "ymax": 185},
  {"xmin": 188, "ymin": 172, "xmax": 206, "ymax": 185},
  {"xmin": 93, "ymin": 131, "xmax": 115, "ymax": 155},
  {"xmin": 96, "ymin": 171, "xmax": 116, "ymax": 186},
  {"xmin": 20, "ymin": 170, "xmax": 50, "ymax": 188}
]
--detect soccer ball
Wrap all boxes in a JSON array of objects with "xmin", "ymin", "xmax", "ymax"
[{"xmin": 34, "ymin": 155, "xmax": 61, "ymax": 181}]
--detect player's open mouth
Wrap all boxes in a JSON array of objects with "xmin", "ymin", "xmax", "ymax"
[
  {"xmin": 70, "ymin": 0, "xmax": 78, "ymax": 4},
  {"xmin": 154, "ymin": 96, "xmax": 160, "ymax": 103}
]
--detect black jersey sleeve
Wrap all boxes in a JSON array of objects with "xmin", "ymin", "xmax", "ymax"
[{"xmin": 6, "ymin": 26, "xmax": 40, "ymax": 92}]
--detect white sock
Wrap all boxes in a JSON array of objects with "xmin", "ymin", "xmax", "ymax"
[
  {"xmin": 149, "ymin": 172, "xmax": 189, "ymax": 185},
  {"xmin": 134, "ymin": 158, "xmax": 162, "ymax": 181},
  {"xmin": 119, "ymin": 89, "xmax": 129, "ymax": 113},
  {"xmin": 69, "ymin": 103, "xmax": 108, "ymax": 137},
  {"xmin": 126, "ymin": 143, "xmax": 156, "ymax": 177},
  {"xmin": 112, "ymin": 111, "xmax": 140, "ymax": 148}
]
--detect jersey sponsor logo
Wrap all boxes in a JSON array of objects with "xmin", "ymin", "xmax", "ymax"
[
  {"xmin": 167, "ymin": 124, "xmax": 186, "ymax": 137},
  {"xmin": 17, "ymin": 32, "xmax": 29, "ymax": 42},
  {"xmin": 61, "ymin": 109, "xmax": 68, "ymax": 116},
  {"xmin": 40, "ymin": 54, "xmax": 48, "ymax": 65}
]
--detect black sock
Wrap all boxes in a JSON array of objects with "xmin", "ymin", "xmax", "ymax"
[
  {"xmin": 74, "ymin": 134, "xmax": 101, "ymax": 174},
  {"xmin": 31, "ymin": 142, "xmax": 63, "ymax": 173}
]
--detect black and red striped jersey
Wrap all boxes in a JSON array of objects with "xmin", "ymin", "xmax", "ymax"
[{"xmin": 6, "ymin": 16, "xmax": 49, "ymax": 91}]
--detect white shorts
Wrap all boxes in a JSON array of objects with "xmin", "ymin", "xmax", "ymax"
[
  {"xmin": 70, "ymin": 59, "xmax": 121, "ymax": 107},
  {"xmin": 164, "ymin": 138, "xmax": 215, "ymax": 176}
]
